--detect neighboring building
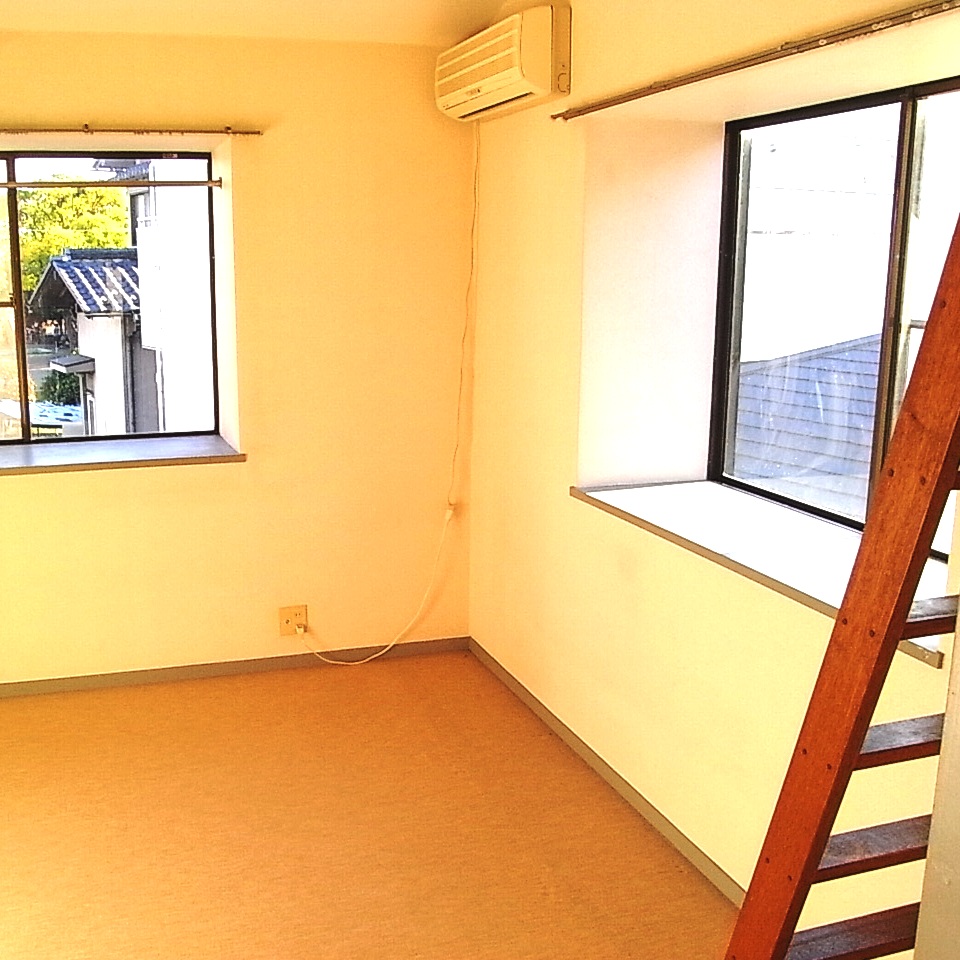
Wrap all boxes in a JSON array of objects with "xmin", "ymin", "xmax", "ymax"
[
  {"xmin": 732, "ymin": 333, "xmax": 881, "ymax": 520},
  {"xmin": 29, "ymin": 247, "xmax": 159, "ymax": 436}
]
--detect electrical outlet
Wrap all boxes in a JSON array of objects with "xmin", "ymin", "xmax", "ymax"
[{"xmin": 279, "ymin": 604, "xmax": 308, "ymax": 636}]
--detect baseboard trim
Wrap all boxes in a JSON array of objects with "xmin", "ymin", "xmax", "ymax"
[
  {"xmin": 469, "ymin": 639, "xmax": 746, "ymax": 907},
  {"xmin": 0, "ymin": 636, "xmax": 471, "ymax": 699}
]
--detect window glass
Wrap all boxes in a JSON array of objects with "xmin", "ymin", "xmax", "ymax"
[
  {"xmin": 897, "ymin": 89, "xmax": 960, "ymax": 553},
  {"xmin": 719, "ymin": 84, "xmax": 960, "ymax": 558},
  {"xmin": 0, "ymin": 306, "xmax": 22, "ymax": 438},
  {"xmin": 0, "ymin": 188, "xmax": 11, "ymax": 303},
  {"xmin": 3, "ymin": 153, "xmax": 215, "ymax": 442},
  {"xmin": 0, "ymin": 186, "xmax": 20, "ymax": 438},
  {"xmin": 724, "ymin": 104, "xmax": 901, "ymax": 522}
]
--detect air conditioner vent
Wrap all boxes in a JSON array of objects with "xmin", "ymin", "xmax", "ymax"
[
  {"xmin": 458, "ymin": 92, "xmax": 535, "ymax": 121},
  {"xmin": 436, "ymin": 35, "xmax": 520, "ymax": 100}
]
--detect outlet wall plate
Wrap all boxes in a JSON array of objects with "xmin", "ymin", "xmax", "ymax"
[{"xmin": 279, "ymin": 604, "xmax": 307, "ymax": 636}]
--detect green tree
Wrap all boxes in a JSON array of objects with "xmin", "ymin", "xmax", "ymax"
[
  {"xmin": 18, "ymin": 184, "xmax": 129, "ymax": 293},
  {"xmin": 36, "ymin": 368, "xmax": 80, "ymax": 405}
]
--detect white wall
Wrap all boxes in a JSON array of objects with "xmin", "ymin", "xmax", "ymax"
[
  {"xmin": 0, "ymin": 32, "xmax": 473, "ymax": 682},
  {"xmin": 469, "ymin": 0, "xmax": 958, "ymax": 933}
]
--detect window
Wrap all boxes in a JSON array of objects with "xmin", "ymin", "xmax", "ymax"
[
  {"xmin": 712, "ymin": 79, "xmax": 960, "ymax": 553},
  {"xmin": 0, "ymin": 152, "xmax": 217, "ymax": 445}
]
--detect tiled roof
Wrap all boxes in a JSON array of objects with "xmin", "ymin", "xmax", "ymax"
[
  {"xmin": 731, "ymin": 333, "xmax": 881, "ymax": 519},
  {"xmin": 94, "ymin": 158, "xmax": 152, "ymax": 181},
  {"xmin": 33, "ymin": 248, "xmax": 139, "ymax": 315}
]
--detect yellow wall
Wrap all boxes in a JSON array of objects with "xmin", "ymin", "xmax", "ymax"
[
  {"xmin": 469, "ymin": 0, "xmax": 955, "ymax": 924},
  {"xmin": 0, "ymin": 32, "xmax": 473, "ymax": 681}
]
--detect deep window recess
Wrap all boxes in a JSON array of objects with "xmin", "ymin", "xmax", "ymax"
[
  {"xmin": 0, "ymin": 152, "xmax": 217, "ymax": 445},
  {"xmin": 712, "ymin": 79, "xmax": 960, "ymax": 555}
]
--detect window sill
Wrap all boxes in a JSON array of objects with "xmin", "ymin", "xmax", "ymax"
[
  {"xmin": 572, "ymin": 481, "xmax": 949, "ymax": 668},
  {"xmin": 0, "ymin": 434, "xmax": 245, "ymax": 476}
]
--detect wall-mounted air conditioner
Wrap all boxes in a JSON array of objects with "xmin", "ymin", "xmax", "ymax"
[{"xmin": 435, "ymin": 4, "xmax": 571, "ymax": 122}]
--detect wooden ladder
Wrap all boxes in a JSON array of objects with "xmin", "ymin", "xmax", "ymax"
[{"xmin": 723, "ymin": 214, "xmax": 960, "ymax": 960}]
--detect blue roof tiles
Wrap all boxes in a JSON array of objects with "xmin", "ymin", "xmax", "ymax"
[{"xmin": 31, "ymin": 248, "xmax": 139, "ymax": 315}]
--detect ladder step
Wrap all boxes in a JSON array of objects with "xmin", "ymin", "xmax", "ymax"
[
  {"xmin": 787, "ymin": 903, "xmax": 919, "ymax": 960},
  {"xmin": 902, "ymin": 594, "xmax": 958, "ymax": 639},
  {"xmin": 815, "ymin": 815, "xmax": 931, "ymax": 881},
  {"xmin": 856, "ymin": 714, "xmax": 944, "ymax": 769}
]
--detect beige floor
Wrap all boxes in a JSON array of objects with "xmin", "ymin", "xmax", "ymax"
[{"xmin": 0, "ymin": 650, "xmax": 735, "ymax": 958}]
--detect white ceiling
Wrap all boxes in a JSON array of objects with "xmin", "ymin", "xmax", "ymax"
[{"xmin": 0, "ymin": 0, "xmax": 508, "ymax": 46}]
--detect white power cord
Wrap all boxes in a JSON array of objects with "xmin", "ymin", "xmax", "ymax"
[
  {"xmin": 302, "ymin": 125, "xmax": 480, "ymax": 666},
  {"xmin": 300, "ymin": 506, "xmax": 456, "ymax": 666}
]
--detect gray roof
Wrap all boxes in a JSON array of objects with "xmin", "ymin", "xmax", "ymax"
[
  {"xmin": 50, "ymin": 353, "xmax": 96, "ymax": 374},
  {"xmin": 731, "ymin": 333, "xmax": 881, "ymax": 520},
  {"xmin": 31, "ymin": 248, "xmax": 139, "ymax": 315}
]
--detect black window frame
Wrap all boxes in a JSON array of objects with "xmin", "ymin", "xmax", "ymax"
[
  {"xmin": 709, "ymin": 74, "xmax": 960, "ymax": 554},
  {"xmin": 0, "ymin": 148, "xmax": 220, "ymax": 446}
]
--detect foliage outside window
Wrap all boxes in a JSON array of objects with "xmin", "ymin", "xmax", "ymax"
[
  {"xmin": 713, "ymin": 80, "xmax": 960, "ymax": 554},
  {"xmin": 0, "ymin": 152, "xmax": 217, "ymax": 444}
]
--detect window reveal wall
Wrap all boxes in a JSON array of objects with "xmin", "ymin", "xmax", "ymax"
[{"xmin": 577, "ymin": 117, "xmax": 723, "ymax": 487}]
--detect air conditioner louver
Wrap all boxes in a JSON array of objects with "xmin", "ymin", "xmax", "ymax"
[{"xmin": 435, "ymin": 4, "xmax": 571, "ymax": 122}]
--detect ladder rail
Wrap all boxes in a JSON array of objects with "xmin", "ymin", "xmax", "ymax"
[{"xmin": 725, "ymin": 213, "xmax": 960, "ymax": 960}]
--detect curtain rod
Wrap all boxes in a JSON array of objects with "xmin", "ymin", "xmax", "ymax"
[
  {"xmin": 0, "ymin": 180, "xmax": 222, "ymax": 190},
  {"xmin": 0, "ymin": 125, "xmax": 261, "ymax": 136},
  {"xmin": 553, "ymin": 0, "xmax": 960, "ymax": 122}
]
